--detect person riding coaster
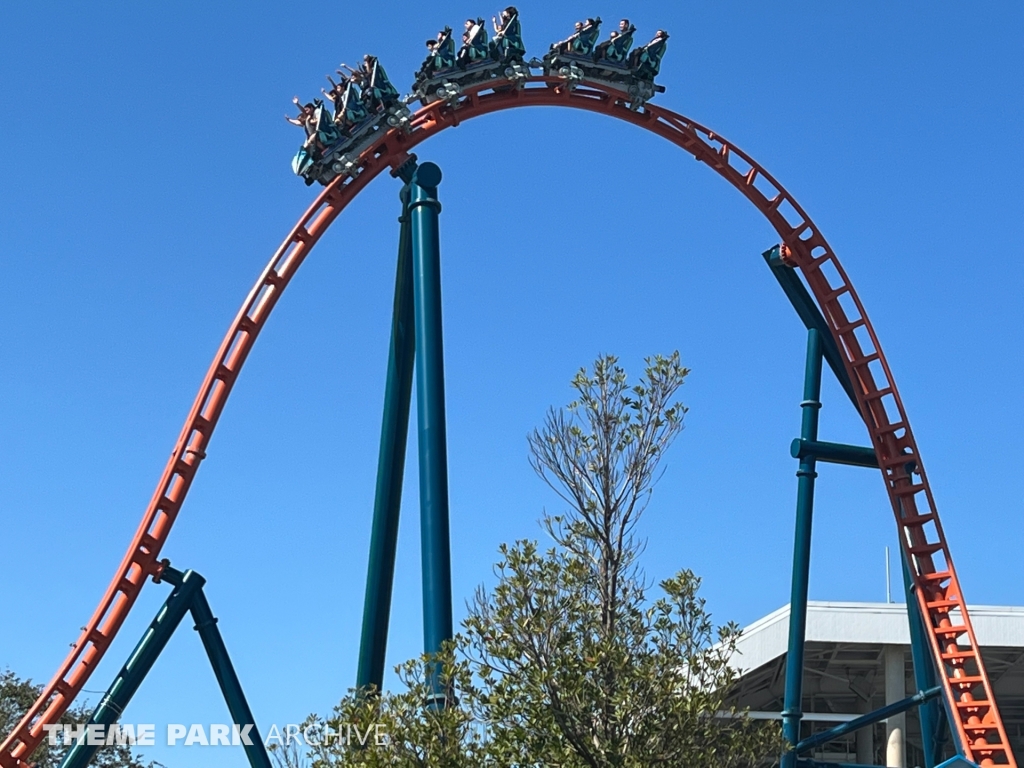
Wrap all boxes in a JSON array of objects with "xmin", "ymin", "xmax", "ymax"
[
  {"xmin": 287, "ymin": 97, "xmax": 339, "ymax": 180},
  {"xmin": 490, "ymin": 6, "xmax": 525, "ymax": 64},
  {"xmin": 288, "ymin": 13, "xmax": 670, "ymax": 184},
  {"xmin": 323, "ymin": 74, "xmax": 368, "ymax": 136},
  {"xmin": 549, "ymin": 17, "xmax": 601, "ymax": 56},
  {"xmin": 628, "ymin": 29, "xmax": 669, "ymax": 80},
  {"xmin": 593, "ymin": 18, "xmax": 635, "ymax": 65},
  {"xmin": 417, "ymin": 27, "xmax": 456, "ymax": 81},
  {"xmin": 542, "ymin": 16, "xmax": 601, "ymax": 73},
  {"xmin": 457, "ymin": 18, "xmax": 489, "ymax": 68},
  {"xmin": 348, "ymin": 54, "xmax": 401, "ymax": 114}
]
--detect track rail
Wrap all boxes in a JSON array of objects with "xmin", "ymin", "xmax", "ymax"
[{"xmin": 2, "ymin": 76, "xmax": 1012, "ymax": 767}]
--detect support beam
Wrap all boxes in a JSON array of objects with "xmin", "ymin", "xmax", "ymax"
[
  {"xmin": 795, "ymin": 686, "xmax": 942, "ymax": 754},
  {"xmin": 187, "ymin": 580, "xmax": 272, "ymax": 768},
  {"xmin": 790, "ymin": 438, "xmax": 878, "ymax": 468},
  {"xmin": 409, "ymin": 162, "xmax": 454, "ymax": 702},
  {"xmin": 763, "ymin": 246, "xmax": 859, "ymax": 410},
  {"xmin": 356, "ymin": 177, "xmax": 417, "ymax": 692},
  {"xmin": 902, "ymin": 547, "xmax": 947, "ymax": 767},
  {"xmin": 782, "ymin": 328, "xmax": 824, "ymax": 768},
  {"xmin": 934, "ymin": 759, "xmax": 981, "ymax": 768},
  {"xmin": 856, "ymin": 696, "xmax": 875, "ymax": 766}
]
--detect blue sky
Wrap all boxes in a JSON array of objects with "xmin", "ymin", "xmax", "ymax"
[{"xmin": 1, "ymin": 2, "xmax": 1021, "ymax": 765}]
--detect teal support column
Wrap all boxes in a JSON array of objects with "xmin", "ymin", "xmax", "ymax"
[
  {"xmin": 188, "ymin": 582, "xmax": 272, "ymax": 768},
  {"xmin": 902, "ymin": 546, "xmax": 947, "ymax": 767},
  {"xmin": 356, "ymin": 181, "xmax": 417, "ymax": 692},
  {"xmin": 59, "ymin": 569, "xmax": 205, "ymax": 768},
  {"xmin": 408, "ymin": 162, "xmax": 453, "ymax": 701},
  {"xmin": 781, "ymin": 328, "xmax": 823, "ymax": 768}
]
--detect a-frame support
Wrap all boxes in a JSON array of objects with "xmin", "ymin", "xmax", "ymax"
[
  {"xmin": 58, "ymin": 564, "xmax": 271, "ymax": 768},
  {"xmin": 357, "ymin": 157, "xmax": 454, "ymax": 703}
]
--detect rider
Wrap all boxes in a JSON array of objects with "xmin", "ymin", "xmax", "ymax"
[
  {"xmin": 286, "ymin": 97, "xmax": 338, "ymax": 150},
  {"xmin": 594, "ymin": 18, "xmax": 635, "ymax": 63},
  {"xmin": 322, "ymin": 78, "xmax": 345, "ymax": 113},
  {"xmin": 628, "ymin": 29, "xmax": 669, "ymax": 79},
  {"xmin": 285, "ymin": 98, "xmax": 317, "ymax": 137},
  {"xmin": 418, "ymin": 26, "xmax": 456, "ymax": 79},
  {"xmin": 553, "ymin": 21, "xmax": 584, "ymax": 54},
  {"xmin": 490, "ymin": 6, "xmax": 525, "ymax": 64},
  {"xmin": 326, "ymin": 72, "xmax": 368, "ymax": 134},
  {"xmin": 457, "ymin": 18, "xmax": 489, "ymax": 68},
  {"xmin": 287, "ymin": 97, "xmax": 338, "ymax": 178},
  {"xmin": 573, "ymin": 18, "xmax": 602, "ymax": 54},
  {"xmin": 550, "ymin": 17, "xmax": 601, "ymax": 56},
  {"xmin": 356, "ymin": 54, "xmax": 400, "ymax": 112}
]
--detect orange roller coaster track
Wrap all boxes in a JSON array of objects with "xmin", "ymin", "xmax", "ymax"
[{"xmin": 1, "ymin": 75, "xmax": 1013, "ymax": 767}]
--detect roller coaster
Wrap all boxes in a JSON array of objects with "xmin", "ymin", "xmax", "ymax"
[{"xmin": 1, "ymin": 11, "xmax": 1016, "ymax": 768}]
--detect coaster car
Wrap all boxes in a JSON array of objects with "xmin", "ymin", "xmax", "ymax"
[
  {"xmin": 412, "ymin": 16, "xmax": 529, "ymax": 106},
  {"xmin": 540, "ymin": 20, "xmax": 668, "ymax": 110}
]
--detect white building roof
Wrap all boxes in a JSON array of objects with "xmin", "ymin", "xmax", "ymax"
[{"xmin": 731, "ymin": 601, "xmax": 1024, "ymax": 674}]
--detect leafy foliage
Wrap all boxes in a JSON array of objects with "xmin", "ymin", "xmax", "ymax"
[
  {"xmin": 273, "ymin": 647, "xmax": 487, "ymax": 768},
  {"xmin": 0, "ymin": 669, "xmax": 160, "ymax": 768},
  {"xmin": 273, "ymin": 354, "xmax": 780, "ymax": 768}
]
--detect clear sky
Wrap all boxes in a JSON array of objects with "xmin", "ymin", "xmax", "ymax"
[{"xmin": 1, "ymin": 2, "xmax": 1021, "ymax": 766}]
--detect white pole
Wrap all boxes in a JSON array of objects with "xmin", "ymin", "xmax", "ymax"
[
  {"xmin": 885, "ymin": 644, "xmax": 907, "ymax": 768},
  {"xmin": 885, "ymin": 545, "xmax": 892, "ymax": 603}
]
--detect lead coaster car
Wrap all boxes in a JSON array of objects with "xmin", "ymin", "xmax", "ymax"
[{"xmin": 539, "ymin": 50, "xmax": 664, "ymax": 110}]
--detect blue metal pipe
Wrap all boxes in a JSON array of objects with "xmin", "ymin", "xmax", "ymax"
[
  {"xmin": 356, "ymin": 181, "xmax": 417, "ymax": 692},
  {"xmin": 59, "ymin": 568, "xmax": 205, "ymax": 768},
  {"xmin": 782, "ymin": 328, "xmax": 823, "ymax": 768},
  {"xmin": 902, "ymin": 544, "xmax": 947, "ymax": 766},
  {"xmin": 189, "ymin": 586, "xmax": 272, "ymax": 768},
  {"xmin": 795, "ymin": 686, "xmax": 943, "ymax": 754},
  {"xmin": 408, "ymin": 162, "xmax": 453, "ymax": 703},
  {"xmin": 790, "ymin": 438, "xmax": 878, "ymax": 468},
  {"xmin": 762, "ymin": 246, "xmax": 858, "ymax": 410}
]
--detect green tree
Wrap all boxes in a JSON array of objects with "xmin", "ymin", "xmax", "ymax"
[
  {"xmin": 463, "ymin": 353, "xmax": 779, "ymax": 767},
  {"xmin": 279, "ymin": 354, "xmax": 780, "ymax": 768},
  {"xmin": 0, "ymin": 669, "xmax": 160, "ymax": 768}
]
